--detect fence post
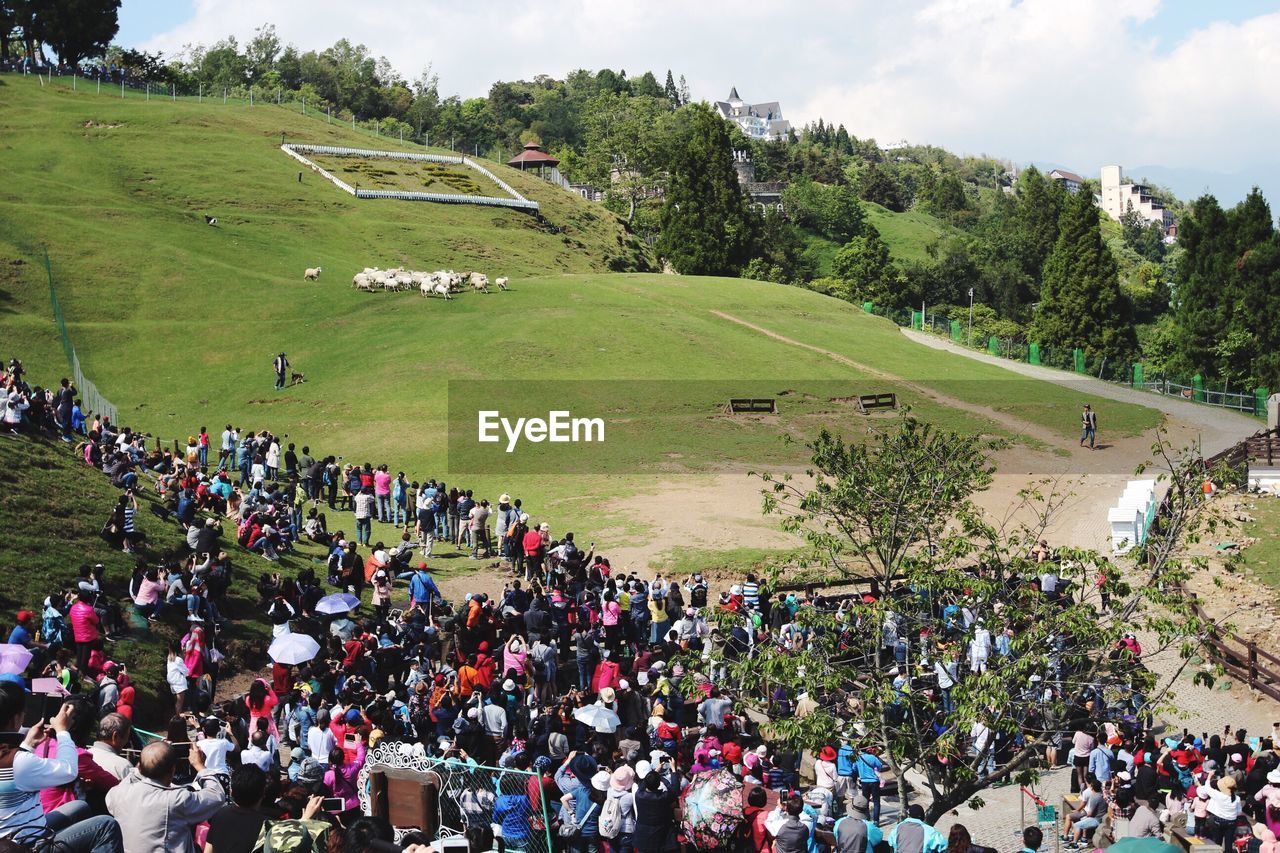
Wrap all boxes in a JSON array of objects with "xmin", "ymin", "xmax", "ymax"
[
  {"xmin": 72, "ymin": 74, "xmax": 75, "ymax": 90},
  {"xmin": 121, "ymin": 78, "xmax": 124, "ymax": 98},
  {"xmin": 145, "ymin": 82, "xmax": 149, "ymax": 101},
  {"xmin": 1193, "ymin": 374, "xmax": 1205, "ymax": 403},
  {"xmin": 1133, "ymin": 363, "xmax": 1144, "ymax": 389},
  {"xmin": 171, "ymin": 82, "xmax": 175, "ymax": 101},
  {"xmin": 1250, "ymin": 643, "xmax": 1259, "ymax": 686},
  {"xmin": 223, "ymin": 87, "xmax": 227, "ymax": 104},
  {"xmin": 250, "ymin": 87, "xmax": 254, "ymax": 106},
  {"xmin": 96, "ymin": 77, "xmax": 100, "ymax": 94}
]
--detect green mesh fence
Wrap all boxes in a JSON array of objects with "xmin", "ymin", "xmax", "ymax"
[{"xmin": 44, "ymin": 250, "xmax": 118, "ymax": 426}]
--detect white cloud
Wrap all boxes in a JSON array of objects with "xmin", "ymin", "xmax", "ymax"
[{"xmin": 139, "ymin": 0, "xmax": 1280, "ymax": 193}]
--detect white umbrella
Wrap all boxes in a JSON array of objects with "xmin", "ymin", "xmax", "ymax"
[
  {"xmin": 268, "ymin": 633, "xmax": 321, "ymax": 666},
  {"xmin": 317, "ymin": 593, "xmax": 360, "ymax": 615},
  {"xmin": 573, "ymin": 703, "xmax": 621, "ymax": 733}
]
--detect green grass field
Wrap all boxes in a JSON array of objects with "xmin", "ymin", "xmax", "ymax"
[
  {"xmin": 305, "ymin": 153, "xmax": 492, "ymax": 196},
  {"xmin": 806, "ymin": 201, "xmax": 957, "ymax": 275},
  {"xmin": 0, "ymin": 74, "xmax": 1163, "ymax": 537}
]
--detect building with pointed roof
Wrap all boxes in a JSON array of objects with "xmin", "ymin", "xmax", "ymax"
[{"xmin": 714, "ymin": 87, "xmax": 791, "ymax": 141}]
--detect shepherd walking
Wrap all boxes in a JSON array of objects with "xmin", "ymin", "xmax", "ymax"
[
  {"xmin": 1080, "ymin": 403, "xmax": 1097, "ymax": 450},
  {"xmin": 273, "ymin": 352, "xmax": 290, "ymax": 391}
]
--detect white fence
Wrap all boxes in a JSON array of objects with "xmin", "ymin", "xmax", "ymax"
[{"xmin": 281, "ymin": 144, "xmax": 539, "ymax": 211}]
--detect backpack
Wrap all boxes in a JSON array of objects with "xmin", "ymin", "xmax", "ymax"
[
  {"xmin": 92, "ymin": 678, "xmax": 118, "ymax": 714},
  {"xmin": 598, "ymin": 794, "xmax": 623, "ymax": 839},
  {"xmin": 256, "ymin": 819, "xmax": 327, "ymax": 853}
]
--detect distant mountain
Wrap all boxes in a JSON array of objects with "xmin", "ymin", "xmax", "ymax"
[
  {"xmin": 1023, "ymin": 160, "xmax": 1279, "ymax": 208},
  {"xmin": 1126, "ymin": 164, "xmax": 1278, "ymax": 208}
]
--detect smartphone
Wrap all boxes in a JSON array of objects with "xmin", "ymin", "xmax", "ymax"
[{"xmin": 321, "ymin": 797, "xmax": 345, "ymax": 811}]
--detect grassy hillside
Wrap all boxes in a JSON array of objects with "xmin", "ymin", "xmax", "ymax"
[
  {"xmin": 805, "ymin": 201, "xmax": 956, "ymax": 275},
  {"xmin": 0, "ymin": 433, "xmax": 279, "ymax": 725},
  {"xmin": 0, "ymin": 75, "xmax": 1163, "ymax": 539}
]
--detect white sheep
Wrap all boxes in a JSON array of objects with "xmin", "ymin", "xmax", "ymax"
[
  {"xmin": 469, "ymin": 273, "xmax": 490, "ymax": 293},
  {"xmin": 395, "ymin": 271, "xmax": 414, "ymax": 289},
  {"xmin": 495, "ymin": 276, "xmax": 509, "ymax": 291},
  {"xmin": 421, "ymin": 276, "xmax": 452, "ymax": 300},
  {"xmin": 352, "ymin": 273, "xmax": 371, "ymax": 289},
  {"xmin": 304, "ymin": 267, "xmax": 322, "ymax": 281}
]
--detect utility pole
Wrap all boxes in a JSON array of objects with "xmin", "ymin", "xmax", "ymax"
[{"xmin": 968, "ymin": 288, "xmax": 974, "ymax": 348}]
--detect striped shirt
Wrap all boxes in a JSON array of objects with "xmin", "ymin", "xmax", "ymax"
[
  {"xmin": 742, "ymin": 581, "xmax": 760, "ymax": 606},
  {"xmin": 123, "ymin": 506, "xmax": 136, "ymax": 533},
  {"xmin": 0, "ymin": 733, "xmax": 79, "ymax": 844}
]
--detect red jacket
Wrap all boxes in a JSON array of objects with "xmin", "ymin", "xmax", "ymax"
[
  {"xmin": 592, "ymin": 660, "xmax": 621, "ymax": 693},
  {"xmin": 522, "ymin": 530, "xmax": 545, "ymax": 558}
]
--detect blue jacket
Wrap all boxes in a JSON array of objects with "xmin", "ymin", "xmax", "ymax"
[{"xmin": 408, "ymin": 570, "xmax": 442, "ymax": 605}]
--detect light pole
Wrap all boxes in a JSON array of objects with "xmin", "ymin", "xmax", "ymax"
[{"xmin": 967, "ymin": 288, "xmax": 974, "ymax": 348}]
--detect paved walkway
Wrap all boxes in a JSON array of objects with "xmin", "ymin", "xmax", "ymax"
[{"xmin": 899, "ymin": 329, "xmax": 1262, "ymax": 455}]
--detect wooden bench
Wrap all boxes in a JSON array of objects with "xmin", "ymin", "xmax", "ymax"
[
  {"xmin": 858, "ymin": 393, "xmax": 897, "ymax": 414},
  {"xmin": 1170, "ymin": 826, "xmax": 1220, "ymax": 853},
  {"xmin": 727, "ymin": 398, "xmax": 777, "ymax": 414}
]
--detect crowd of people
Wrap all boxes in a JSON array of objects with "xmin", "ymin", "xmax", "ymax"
[{"xmin": 2, "ymin": 355, "xmax": 1274, "ymax": 853}]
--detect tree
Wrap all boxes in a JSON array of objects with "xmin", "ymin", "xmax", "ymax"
[
  {"xmin": 244, "ymin": 23, "xmax": 280, "ymax": 83},
  {"xmin": 580, "ymin": 93, "xmax": 669, "ymax": 223},
  {"xmin": 832, "ymin": 227, "xmax": 898, "ymax": 302},
  {"xmin": 856, "ymin": 162, "xmax": 907, "ymax": 212},
  {"xmin": 663, "ymin": 69, "xmax": 679, "ymax": 106},
  {"xmin": 38, "ymin": 0, "xmax": 120, "ymax": 67},
  {"xmin": 1031, "ymin": 187, "xmax": 1137, "ymax": 361},
  {"xmin": 655, "ymin": 103, "xmax": 756, "ymax": 276},
  {"xmin": 733, "ymin": 417, "xmax": 1215, "ymax": 824},
  {"xmin": 677, "ymin": 74, "xmax": 690, "ymax": 104},
  {"xmin": 1013, "ymin": 166, "xmax": 1065, "ymax": 285}
]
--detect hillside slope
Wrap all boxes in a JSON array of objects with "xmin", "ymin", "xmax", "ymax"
[{"xmin": 0, "ymin": 76, "xmax": 1167, "ymax": 542}]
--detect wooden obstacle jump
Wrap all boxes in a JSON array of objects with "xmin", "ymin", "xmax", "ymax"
[
  {"xmin": 857, "ymin": 392, "xmax": 897, "ymax": 414},
  {"xmin": 726, "ymin": 398, "xmax": 777, "ymax": 414}
]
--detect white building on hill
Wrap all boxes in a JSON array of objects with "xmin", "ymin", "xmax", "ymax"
[
  {"xmin": 1100, "ymin": 165, "xmax": 1175, "ymax": 234},
  {"xmin": 714, "ymin": 87, "xmax": 791, "ymax": 141}
]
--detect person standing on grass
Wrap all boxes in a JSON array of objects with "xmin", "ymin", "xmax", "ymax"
[
  {"xmin": 273, "ymin": 352, "xmax": 289, "ymax": 391},
  {"xmin": 1080, "ymin": 404, "xmax": 1097, "ymax": 450}
]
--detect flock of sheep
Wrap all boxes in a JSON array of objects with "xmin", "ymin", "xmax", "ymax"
[
  {"xmin": 347, "ymin": 267, "xmax": 507, "ymax": 299},
  {"xmin": 301, "ymin": 266, "xmax": 509, "ymax": 300}
]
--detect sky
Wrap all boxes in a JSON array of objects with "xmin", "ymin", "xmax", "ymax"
[{"xmin": 118, "ymin": 0, "xmax": 1280, "ymax": 205}]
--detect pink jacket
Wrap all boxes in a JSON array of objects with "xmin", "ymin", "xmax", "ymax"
[{"xmin": 70, "ymin": 601, "xmax": 100, "ymax": 643}]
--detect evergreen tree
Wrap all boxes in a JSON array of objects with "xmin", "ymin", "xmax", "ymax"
[
  {"xmin": 833, "ymin": 226, "xmax": 899, "ymax": 302},
  {"xmin": 677, "ymin": 74, "xmax": 690, "ymax": 104},
  {"xmin": 1031, "ymin": 188, "xmax": 1137, "ymax": 361},
  {"xmin": 655, "ymin": 103, "xmax": 756, "ymax": 276},
  {"xmin": 663, "ymin": 69, "xmax": 679, "ymax": 106},
  {"xmin": 1013, "ymin": 166, "xmax": 1065, "ymax": 286},
  {"xmin": 1172, "ymin": 195, "xmax": 1231, "ymax": 378},
  {"xmin": 857, "ymin": 163, "xmax": 907, "ymax": 212}
]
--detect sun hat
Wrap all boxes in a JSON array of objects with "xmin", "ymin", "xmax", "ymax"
[
  {"xmin": 636, "ymin": 759, "xmax": 652, "ymax": 779},
  {"xmin": 539, "ymin": 522, "xmax": 550, "ymax": 532},
  {"xmin": 502, "ymin": 679, "xmax": 516, "ymax": 692},
  {"xmin": 591, "ymin": 770, "xmax": 611, "ymax": 792},
  {"xmin": 15, "ymin": 610, "xmax": 33, "ymax": 623},
  {"xmin": 519, "ymin": 513, "xmax": 530, "ymax": 523},
  {"xmin": 819, "ymin": 746, "xmax": 837, "ymax": 762},
  {"xmin": 499, "ymin": 493, "xmax": 511, "ymax": 504},
  {"xmin": 1267, "ymin": 768, "xmax": 1280, "ymax": 784},
  {"xmin": 599, "ymin": 687, "xmax": 616, "ymax": 703},
  {"xmin": 610, "ymin": 766, "xmax": 635, "ymax": 790},
  {"xmin": 619, "ymin": 679, "xmax": 630, "ymax": 690}
]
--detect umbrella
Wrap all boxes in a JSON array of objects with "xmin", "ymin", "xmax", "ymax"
[
  {"xmin": 572, "ymin": 703, "xmax": 621, "ymax": 733},
  {"xmin": 268, "ymin": 633, "xmax": 321, "ymax": 666},
  {"xmin": 680, "ymin": 768, "xmax": 743, "ymax": 849},
  {"xmin": 317, "ymin": 593, "xmax": 360, "ymax": 615},
  {"xmin": 0, "ymin": 644, "xmax": 33, "ymax": 676}
]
